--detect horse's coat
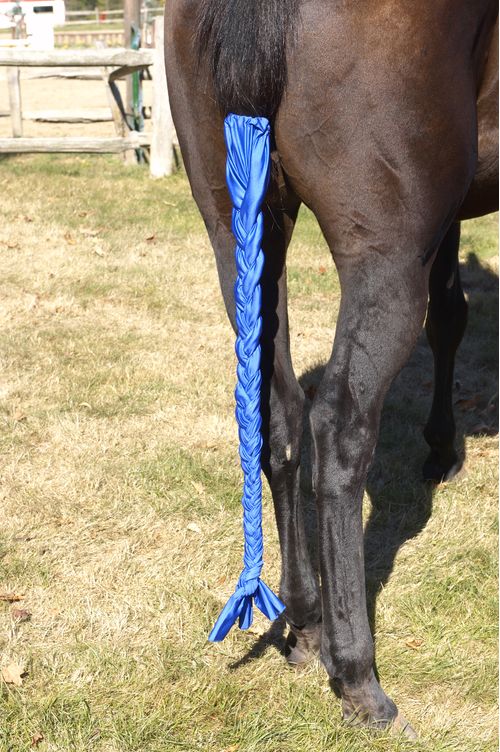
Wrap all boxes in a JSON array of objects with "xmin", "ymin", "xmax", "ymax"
[{"xmin": 165, "ymin": 0, "xmax": 498, "ymax": 733}]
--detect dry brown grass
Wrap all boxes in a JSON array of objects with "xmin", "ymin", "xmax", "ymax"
[{"xmin": 0, "ymin": 155, "xmax": 497, "ymax": 751}]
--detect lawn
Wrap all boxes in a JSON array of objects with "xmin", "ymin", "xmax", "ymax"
[{"xmin": 0, "ymin": 154, "xmax": 497, "ymax": 752}]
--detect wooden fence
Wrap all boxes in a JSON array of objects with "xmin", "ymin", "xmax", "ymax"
[
  {"xmin": 54, "ymin": 30, "xmax": 125, "ymax": 48},
  {"xmin": 0, "ymin": 18, "xmax": 175, "ymax": 177}
]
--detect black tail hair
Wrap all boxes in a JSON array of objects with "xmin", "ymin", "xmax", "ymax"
[{"xmin": 196, "ymin": 0, "xmax": 299, "ymax": 119}]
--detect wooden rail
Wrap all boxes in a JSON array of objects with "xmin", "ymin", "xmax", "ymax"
[
  {"xmin": 0, "ymin": 133, "xmax": 150, "ymax": 153},
  {"xmin": 0, "ymin": 23, "xmax": 174, "ymax": 177},
  {"xmin": 0, "ymin": 48, "xmax": 153, "ymax": 67},
  {"xmin": 24, "ymin": 108, "xmax": 116, "ymax": 123},
  {"xmin": 54, "ymin": 31, "xmax": 125, "ymax": 48}
]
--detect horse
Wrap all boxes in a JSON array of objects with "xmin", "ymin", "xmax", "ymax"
[{"xmin": 164, "ymin": 0, "xmax": 498, "ymax": 736}]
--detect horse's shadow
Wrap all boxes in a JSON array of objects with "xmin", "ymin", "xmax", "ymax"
[{"xmin": 230, "ymin": 250, "xmax": 498, "ymax": 670}]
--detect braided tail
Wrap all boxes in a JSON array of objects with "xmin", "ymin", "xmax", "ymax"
[{"xmin": 208, "ymin": 114, "xmax": 285, "ymax": 642}]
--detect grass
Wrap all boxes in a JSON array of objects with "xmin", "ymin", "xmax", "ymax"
[{"xmin": 0, "ymin": 154, "xmax": 497, "ymax": 752}]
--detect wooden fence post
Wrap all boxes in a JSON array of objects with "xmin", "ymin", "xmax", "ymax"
[
  {"xmin": 124, "ymin": 0, "xmax": 140, "ymax": 124},
  {"xmin": 150, "ymin": 16, "xmax": 174, "ymax": 178},
  {"xmin": 7, "ymin": 67, "xmax": 22, "ymax": 137}
]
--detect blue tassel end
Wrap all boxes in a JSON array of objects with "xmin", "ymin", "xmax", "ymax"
[{"xmin": 208, "ymin": 579, "xmax": 285, "ymax": 642}]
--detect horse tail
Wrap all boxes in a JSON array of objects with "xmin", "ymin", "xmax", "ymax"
[
  {"xmin": 197, "ymin": 0, "xmax": 297, "ymax": 642},
  {"xmin": 196, "ymin": 0, "xmax": 299, "ymax": 119}
]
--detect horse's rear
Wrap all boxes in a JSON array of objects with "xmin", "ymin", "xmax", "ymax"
[{"xmin": 165, "ymin": 0, "xmax": 498, "ymax": 735}]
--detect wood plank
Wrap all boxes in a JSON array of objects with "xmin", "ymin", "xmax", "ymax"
[
  {"xmin": 27, "ymin": 70, "xmax": 104, "ymax": 80},
  {"xmin": 25, "ymin": 108, "xmax": 114, "ymax": 123},
  {"xmin": 101, "ymin": 69, "xmax": 127, "ymax": 136},
  {"xmin": 6, "ymin": 67, "xmax": 22, "ymax": 138},
  {"xmin": 0, "ymin": 133, "xmax": 151, "ymax": 153},
  {"xmin": 0, "ymin": 49, "xmax": 153, "ymax": 68},
  {"xmin": 150, "ymin": 17, "xmax": 174, "ymax": 178}
]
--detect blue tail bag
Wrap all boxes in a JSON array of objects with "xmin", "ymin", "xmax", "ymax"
[{"xmin": 208, "ymin": 114, "xmax": 286, "ymax": 642}]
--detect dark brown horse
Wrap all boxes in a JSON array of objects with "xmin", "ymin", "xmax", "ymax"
[{"xmin": 164, "ymin": 0, "xmax": 498, "ymax": 736}]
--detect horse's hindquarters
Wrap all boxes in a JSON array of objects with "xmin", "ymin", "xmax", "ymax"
[
  {"xmin": 459, "ymin": 16, "xmax": 498, "ymax": 220},
  {"xmin": 276, "ymin": 0, "xmax": 497, "ymax": 250}
]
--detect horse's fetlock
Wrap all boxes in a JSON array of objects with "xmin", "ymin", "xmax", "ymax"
[{"xmin": 424, "ymin": 419, "xmax": 455, "ymax": 450}]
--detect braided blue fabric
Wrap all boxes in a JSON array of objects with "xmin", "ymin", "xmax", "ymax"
[{"xmin": 208, "ymin": 114, "xmax": 285, "ymax": 642}]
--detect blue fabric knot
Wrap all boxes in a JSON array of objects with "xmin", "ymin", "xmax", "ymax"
[{"xmin": 208, "ymin": 114, "xmax": 285, "ymax": 644}]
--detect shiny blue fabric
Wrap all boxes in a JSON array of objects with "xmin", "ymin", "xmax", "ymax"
[{"xmin": 208, "ymin": 114, "xmax": 285, "ymax": 642}]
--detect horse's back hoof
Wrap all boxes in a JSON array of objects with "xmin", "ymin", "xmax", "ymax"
[
  {"xmin": 390, "ymin": 712, "xmax": 418, "ymax": 740},
  {"xmin": 284, "ymin": 622, "xmax": 321, "ymax": 667},
  {"xmin": 423, "ymin": 450, "xmax": 463, "ymax": 484},
  {"xmin": 344, "ymin": 709, "xmax": 418, "ymax": 740}
]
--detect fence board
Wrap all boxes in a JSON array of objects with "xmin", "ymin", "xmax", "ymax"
[
  {"xmin": 0, "ymin": 49, "xmax": 154, "ymax": 68},
  {"xmin": 0, "ymin": 133, "xmax": 150, "ymax": 153},
  {"xmin": 150, "ymin": 17, "xmax": 174, "ymax": 177},
  {"xmin": 6, "ymin": 67, "xmax": 22, "ymax": 137}
]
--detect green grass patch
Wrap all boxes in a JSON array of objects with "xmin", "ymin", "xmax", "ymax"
[{"xmin": 0, "ymin": 155, "xmax": 497, "ymax": 752}]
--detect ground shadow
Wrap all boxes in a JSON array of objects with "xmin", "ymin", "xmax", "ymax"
[
  {"xmin": 229, "ymin": 616, "xmax": 287, "ymax": 670},
  {"xmin": 230, "ymin": 250, "xmax": 498, "ymax": 668}
]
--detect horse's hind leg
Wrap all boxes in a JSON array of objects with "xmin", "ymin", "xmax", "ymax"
[
  {"xmin": 423, "ymin": 222, "xmax": 468, "ymax": 482},
  {"xmin": 309, "ymin": 253, "xmax": 429, "ymax": 732},
  {"xmin": 259, "ymin": 207, "xmax": 322, "ymax": 662}
]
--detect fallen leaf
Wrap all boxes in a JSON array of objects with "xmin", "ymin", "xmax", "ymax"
[
  {"xmin": 2, "ymin": 661, "xmax": 24, "ymax": 686},
  {"xmin": 191, "ymin": 481, "xmax": 204, "ymax": 494},
  {"xmin": 246, "ymin": 624, "xmax": 266, "ymax": 637},
  {"xmin": 94, "ymin": 247, "xmax": 105, "ymax": 257},
  {"xmin": 405, "ymin": 637, "xmax": 424, "ymax": 650},
  {"xmin": 186, "ymin": 522, "xmax": 202, "ymax": 534},
  {"xmin": 0, "ymin": 593, "xmax": 24, "ymax": 602},
  {"xmin": 31, "ymin": 732, "xmax": 44, "ymax": 747},
  {"xmin": 12, "ymin": 410, "xmax": 27, "ymax": 422},
  {"xmin": 318, "ymin": 265, "xmax": 326, "ymax": 275},
  {"xmin": 145, "ymin": 234, "xmax": 156, "ymax": 242},
  {"xmin": 222, "ymin": 745, "xmax": 239, "ymax": 752},
  {"xmin": 6, "ymin": 241, "xmax": 20, "ymax": 249},
  {"xmin": 455, "ymin": 395, "xmax": 481, "ymax": 411},
  {"xmin": 12, "ymin": 608, "xmax": 31, "ymax": 623},
  {"xmin": 64, "ymin": 232, "xmax": 76, "ymax": 245}
]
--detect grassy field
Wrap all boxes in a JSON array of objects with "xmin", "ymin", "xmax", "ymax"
[{"xmin": 0, "ymin": 154, "xmax": 497, "ymax": 752}]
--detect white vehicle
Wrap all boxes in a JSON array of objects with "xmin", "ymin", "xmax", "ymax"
[{"xmin": 0, "ymin": 0, "xmax": 65, "ymax": 48}]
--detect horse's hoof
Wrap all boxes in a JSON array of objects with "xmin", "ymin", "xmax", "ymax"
[
  {"xmin": 343, "ymin": 709, "xmax": 418, "ymax": 740},
  {"xmin": 423, "ymin": 450, "xmax": 463, "ymax": 484},
  {"xmin": 284, "ymin": 622, "xmax": 321, "ymax": 667},
  {"xmin": 390, "ymin": 713, "xmax": 418, "ymax": 740}
]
